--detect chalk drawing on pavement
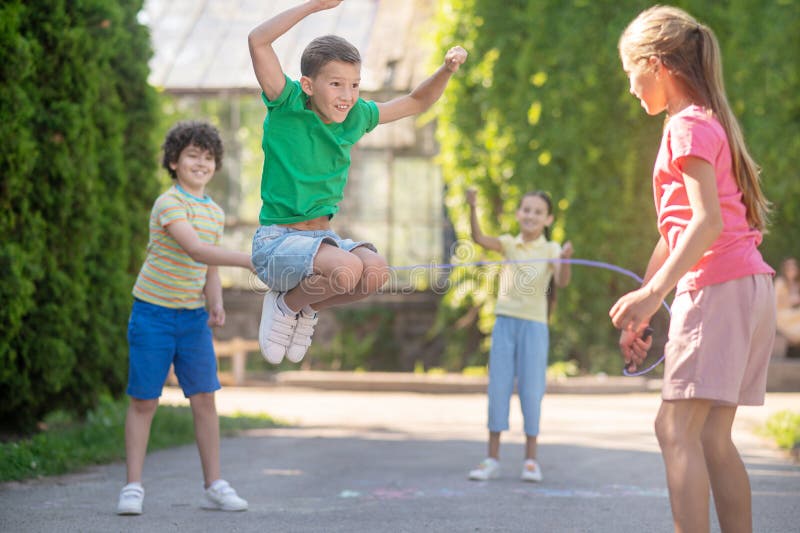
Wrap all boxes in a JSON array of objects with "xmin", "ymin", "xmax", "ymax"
[{"xmin": 338, "ymin": 484, "xmax": 667, "ymax": 501}]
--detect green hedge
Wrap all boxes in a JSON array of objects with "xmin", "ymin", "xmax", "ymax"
[
  {"xmin": 0, "ymin": 0, "xmax": 159, "ymax": 432},
  {"xmin": 432, "ymin": 0, "xmax": 800, "ymax": 372}
]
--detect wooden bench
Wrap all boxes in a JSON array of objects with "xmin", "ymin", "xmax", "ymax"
[
  {"xmin": 166, "ymin": 337, "xmax": 260, "ymax": 387},
  {"xmin": 214, "ymin": 337, "xmax": 260, "ymax": 386}
]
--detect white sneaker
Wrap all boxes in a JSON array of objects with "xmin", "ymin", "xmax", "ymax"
[
  {"xmin": 201, "ymin": 479, "xmax": 248, "ymax": 511},
  {"xmin": 117, "ymin": 482, "xmax": 144, "ymax": 515},
  {"xmin": 286, "ymin": 309, "xmax": 318, "ymax": 363},
  {"xmin": 468, "ymin": 458, "xmax": 500, "ymax": 481},
  {"xmin": 258, "ymin": 291, "xmax": 297, "ymax": 364},
  {"xmin": 521, "ymin": 459, "xmax": 543, "ymax": 482}
]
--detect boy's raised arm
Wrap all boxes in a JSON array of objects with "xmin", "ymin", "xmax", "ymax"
[
  {"xmin": 249, "ymin": 0, "xmax": 343, "ymax": 101},
  {"xmin": 376, "ymin": 45, "xmax": 467, "ymax": 124}
]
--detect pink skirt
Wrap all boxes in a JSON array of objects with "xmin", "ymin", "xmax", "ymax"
[{"xmin": 662, "ymin": 274, "xmax": 775, "ymax": 406}]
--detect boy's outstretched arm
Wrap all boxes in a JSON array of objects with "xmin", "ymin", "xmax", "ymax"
[
  {"xmin": 249, "ymin": 0, "xmax": 343, "ymax": 100},
  {"xmin": 377, "ymin": 46, "xmax": 468, "ymax": 124},
  {"xmin": 167, "ymin": 220, "xmax": 254, "ymax": 270}
]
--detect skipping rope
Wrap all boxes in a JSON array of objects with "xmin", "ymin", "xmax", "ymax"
[{"xmin": 390, "ymin": 257, "xmax": 671, "ymax": 377}]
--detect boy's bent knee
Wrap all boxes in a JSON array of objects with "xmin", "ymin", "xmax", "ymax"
[
  {"xmin": 360, "ymin": 259, "xmax": 390, "ymax": 293},
  {"xmin": 313, "ymin": 248, "xmax": 364, "ymax": 294},
  {"xmin": 328, "ymin": 263, "xmax": 363, "ymax": 293}
]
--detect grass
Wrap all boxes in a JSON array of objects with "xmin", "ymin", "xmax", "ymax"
[
  {"xmin": 760, "ymin": 410, "xmax": 800, "ymax": 450},
  {"xmin": 461, "ymin": 365, "xmax": 487, "ymax": 377},
  {"xmin": 546, "ymin": 360, "xmax": 580, "ymax": 379},
  {"xmin": 0, "ymin": 396, "xmax": 280, "ymax": 483}
]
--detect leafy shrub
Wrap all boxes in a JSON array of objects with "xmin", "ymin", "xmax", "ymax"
[
  {"xmin": 762, "ymin": 410, "xmax": 800, "ymax": 450},
  {"xmin": 0, "ymin": 0, "xmax": 159, "ymax": 431},
  {"xmin": 307, "ymin": 308, "xmax": 395, "ymax": 371},
  {"xmin": 432, "ymin": 0, "xmax": 799, "ymax": 372}
]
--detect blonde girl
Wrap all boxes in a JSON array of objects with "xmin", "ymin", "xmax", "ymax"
[{"xmin": 610, "ymin": 6, "xmax": 775, "ymax": 533}]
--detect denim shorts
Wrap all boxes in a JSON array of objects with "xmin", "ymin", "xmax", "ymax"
[
  {"xmin": 251, "ymin": 224, "xmax": 376, "ymax": 292},
  {"xmin": 126, "ymin": 299, "xmax": 221, "ymax": 399}
]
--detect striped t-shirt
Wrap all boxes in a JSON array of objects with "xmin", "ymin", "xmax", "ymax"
[{"xmin": 132, "ymin": 185, "xmax": 224, "ymax": 309}]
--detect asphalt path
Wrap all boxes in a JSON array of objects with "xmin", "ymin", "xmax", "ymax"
[{"xmin": 1, "ymin": 386, "xmax": 798, "ymax": 532}]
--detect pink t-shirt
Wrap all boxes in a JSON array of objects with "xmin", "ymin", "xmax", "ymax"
[{"xmin": 652, "ymin": 105, "xmax": 773, "ymax": 294}]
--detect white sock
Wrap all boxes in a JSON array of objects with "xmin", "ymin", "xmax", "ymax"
[
  {"xmin": 208, "ymin": 479, "xmax": 226, "ymax": 491},
  {"xmin": 276, "ymin": 293, "xmax": 298, "ymax": 316}
]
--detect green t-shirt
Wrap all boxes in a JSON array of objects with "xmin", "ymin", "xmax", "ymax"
[{"xmin": 259, "ymin": 76, "xmax": 380, "ymax": 225}]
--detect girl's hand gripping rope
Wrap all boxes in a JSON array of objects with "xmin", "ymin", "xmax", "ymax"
[
  {"xmin": 619, "ymin": 326, "xmax": 653, "ymax": 373},
  {"xmin": 609, "ymin": 286, "xmax": 663, "ymax": 372}
]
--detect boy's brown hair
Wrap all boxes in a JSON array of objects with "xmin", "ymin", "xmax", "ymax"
[{"xmin": 300, "ymin": 35, "xmax": 361, "ymax": 77}]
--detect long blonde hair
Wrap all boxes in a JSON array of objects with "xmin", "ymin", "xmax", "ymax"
[{"xmin": 619, "ymin": 5, "xmax": 770, "ymax": 230}]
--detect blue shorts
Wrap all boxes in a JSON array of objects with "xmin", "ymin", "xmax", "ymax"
[
  {"xmin": 126, "ymin": 299, "xmax": 220, "ymax": 400},
  {"xmin": 487, "ymin": 315, "xmax": 549, "ymax": 436},
  {"xmin": 251, "ymin": 224, "xmax": 376, "ymax": 292}
]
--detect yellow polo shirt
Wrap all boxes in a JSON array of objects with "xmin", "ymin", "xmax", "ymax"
[{"xmin": 494, "ymin": 234, "xmax": 562, "ymax": 323}]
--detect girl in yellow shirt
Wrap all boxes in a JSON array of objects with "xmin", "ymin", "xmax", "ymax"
[{"xmin": 465, "ymin": 188, "xmax": 573, "ymax": 483}]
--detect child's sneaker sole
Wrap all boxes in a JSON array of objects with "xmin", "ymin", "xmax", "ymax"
[{"xmin": 200, "ymin": 499, "xmax": 248, "ymax": 511}]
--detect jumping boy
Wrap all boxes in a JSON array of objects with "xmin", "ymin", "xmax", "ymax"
[{"xmin": 248, "ymin": 0, "xmax": 467, "ymax": 364}]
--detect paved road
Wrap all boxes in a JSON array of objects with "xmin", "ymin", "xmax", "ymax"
[{"xmin": 1, "ymin": 387, "xmax": 798, "ymax": 532}]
